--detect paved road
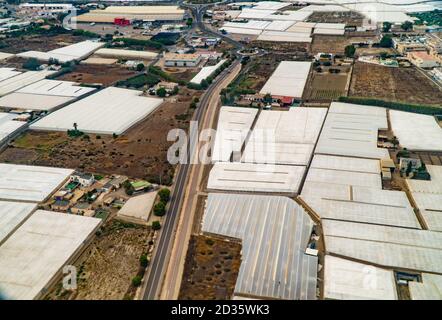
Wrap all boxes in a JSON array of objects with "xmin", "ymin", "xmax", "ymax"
[{"xmin": 141, "ymin": 2, "xmax": 243, "ymax": 300}]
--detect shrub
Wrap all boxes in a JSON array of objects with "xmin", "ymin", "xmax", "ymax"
[
  {"xmin": 131, "ymin": 275, "xmax": 142, "ymax": 287},
  {"xmin": 139, "ymin": 254, "xmax": 149, "ymax": 268},
  {"xmin": 153, "ymin": 201, "xmax": 166, "ymax": 216},
  {"xmin": 23, "ymin": 58, "xmax": 41, "ymax": 71},
  {"xmin": 152, "ymin": 221, "xmax": 161, "ymax": 230},
  {"xmin": 158, "ymin": 188, "xmax": 170, "ymax": 202}
]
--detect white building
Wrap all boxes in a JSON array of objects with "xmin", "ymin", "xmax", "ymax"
[{"xmin": 164, "ymin": 53, "xmax": 201, "ymax": 67}]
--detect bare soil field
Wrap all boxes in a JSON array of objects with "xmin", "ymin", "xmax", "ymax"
[
  {"xmin": 304, "ymin": 72, "xmax": 350, "ymax": 102},
  {"xmin": 0, "ymin": 34, "xmax": 90, "ymax": 54},
  {"xmin": 57, "ymin": 64, "xmax": 138, "ymax": 86},
  {"xmin": 307, "ymin": 11, "xmax": 364, "ymax": 26},
  {"xmin": 45, "ymin": 219, "xmax": 152, "ymax": 300},
  {"xmin": 311, "ymin": 35, "xmax": 375, "ymax": 54},
  {"xmin": 350, "ymin": 62, "xmax": 442, "ymax": 106},
  {"xmin": 0, "ymin": 87, "xmax": 201, "ymax": 184},
  {"xmin": 179, "ymin": 235, "xmax": 241, "ymax": 300}
]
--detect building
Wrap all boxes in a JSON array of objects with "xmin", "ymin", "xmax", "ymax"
[
  {"xmin": 70, "ymin": 172, "xmax": 95, "ymax": 187},
  {"xmin": 74, "ymin": 6, "xmax": 185, "ymax": 24},
  {"xmin": 408, "ymin": 51, "xmax": 439, "ymax": 69},
  {"xmin": 17, "ymin": 3, "xmax": 74, "ymax": 18},
  {"xmin": 393, "ymin": 37, "xmax": 427, "ymax": 55},
  {"xmin": 164, "ymin": 53, "xmax": 201, "ymax": 67}
]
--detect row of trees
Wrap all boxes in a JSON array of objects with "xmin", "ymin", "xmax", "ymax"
[{"xmin": 382, "ymin": 21, "xmax": 414, "ymax": 33}]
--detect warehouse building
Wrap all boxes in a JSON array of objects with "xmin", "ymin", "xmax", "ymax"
[
  {"xmin": 190, "ymin": 59, "xmax": 226, "ymax": 84},
  {"xmin": 164, "ymin": 53, "xmax": 202, "ymax": 67},
  {"xmin": 390, "ymin": 110, "xmax": 442, "ymax": 151},
  {"xmin": 74, "ymin": 6, "xmax": 185, "ymax": 24},
  {"xmin": 0, "ymin": 163, "xmax": 73, "ymax": 203},
  {"xmin": 94, "ymin": 48, "xmax": 158, "ymax": 60},
  {"xmin": 0, "ymin": 79, "xmax": 96, "ymax": 111},
  {"xmin": 202, "ymin": 193, "xmax": 318, "ymax": 300},
  {"xmin": 259, "ymin": 61, "xmax": 312, "ymax": 103},
  {"xmin": 0, "ymin": 210, "xmax": 101, "ymax": 300},
  {"xmin": 30, "ymin": 87, "xmax": 163, "ymax": 135}
]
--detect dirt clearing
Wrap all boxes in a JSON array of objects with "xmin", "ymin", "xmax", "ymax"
[
  {"xmin": 57, "ymin": 64, "xmax": 138, "ymax": 86},
  {"xmin": 179, "ymin": 235, "xmax": 241, "ymax": 300},
  {"xmin": 350, "ymin": 62, "xmax": 442, "ymax": 106}
]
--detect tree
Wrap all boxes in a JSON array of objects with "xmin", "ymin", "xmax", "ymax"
[
  {"xmin": 380, "ymin": 51, "xmax": 389, "ymax": 60},
  {"xmin": 136, "ymin": 63, "xmax": 145, "ymax": 71},
  {"xmin": 23, "ymin": 58, "xmax": 41, "ymax": 71},
  {"xmin": 401, "ymin": 21, "xmax": 413, "ymax": 31},
  {"xmin": 200, "ymin": 79, "xmax": 208, "ymax": 89},
  {"xmin": 263, "ymin": 93, "xmax": 272, "ymax": 104},
  {"xmin": 132, "ymin": 275, "xmax": 142, "ymax": 287},
  {"xmin": 186, "ymin": 17, "xmax": 193, "ymax": 27},
  {"xmin": 382, "ymin": 22, "xmax": 392, "ymax": 33},
  {"xmin": 344, "ymin": 45, "xmax": 356, "ymax": 58},
  {"xmin": 156, "ymin": 87, "xmax": 167, "ymax": 97},
  {"xmin": 139, "ymin": 254, "xmax": 149, "ymax": 268},
  {"xmin": 153, "ymin": 201, "xmax": 166, "ymax": 216},
  {"xmin": 379, "ymin": 35, "xmax": 393, "ymax": 48},
  {"xmin": 158, "ymin": 188, "xmax": 170, "ymax": 203},
  {"xmin": 152, "ymin": 221, "xmax": 161, "ymax": 230}
]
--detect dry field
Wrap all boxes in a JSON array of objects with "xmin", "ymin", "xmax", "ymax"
[
  {"xmin": 57, "ymin": 64, "xmax": 138, "ymax": 86},
  {"xmin": 0, "ymin": 87, "xmax": 201, "ymax": 185},
  {"xmin": 45, "ymin": 219, "xmax": 152, "ymax": 300},
  {"xmin": 311, "ymin": 35, "xmax": 375, "ymax": 54},
  {"xmin": 350, "ymin": 62, "xmax": 442, "ymax": 106},
  {"xmin": 304, "ymin": 72, "xmax": 350, "ymax": 101},
  {"xmin": 307, "ymin": 11, "xmax": 364, "ymax": 26},
  {"xmin": 179, "ymin": 235, "xmax": 241, "ymax": 300}
]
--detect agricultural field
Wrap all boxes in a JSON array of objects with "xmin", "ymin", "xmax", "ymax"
[
  {"xmin": 179, "ymin": 235, "xmax": 241, "ymax": 300},
  {"xmin": 45, "ymin": 219, "xmax": 153, "ymax": 300},
  {"xmin": 0, "ymin": 87, "xmax": 201, "ymax": 185},
  {"xmin": 350, "ymin": 62, "xmax": 442, "ymax": 106},
  {"xmin": 304, "ymin": 68, "xmax": 350, "ymax": 102},
  {"xmin": 57, "ymin": 64, "xmax": 138, "ymax": 86},
  {"xmin": 311, "ymin": 35, "xmax": 375, "ymax": 54}
]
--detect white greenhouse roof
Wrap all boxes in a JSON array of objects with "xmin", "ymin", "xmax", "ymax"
[
  {"xmin": 190, "ymin": 59, "xmax": 226, "ymax": 85},
  {"xmin": 252, "ymin": 1, "xmax": 291, "ymax": 11},
  {"xmin": 0, "ymin": 67, "xmax": 21, "ymax": 82},
  {"xmin": 238, "ymin": 8, "xmax": 276, "ymax": 20},
  {"xmin": 390, "ymin": 111, "xmax": 442, "ymax": 151},
  {"xmin": 257, "ymin": 30, "xmax": 312, "ymax": 42},
  {"xmin": 0, "ymin": 201, "xmax": 37, "ymax": 245},
  {"xmin": 411, "ymin": 192, "xmax": 442, "ymax": 232},
  {"xmin": 202, "ymin": 193, "xmax": 317, "ymax": 300},
  {"xmin": 0, "ymin": 164, "xmax": 73, "ymax": 203},
  {"xmin": 242, "ymin": 108, "xmax": 327, "ymax": 166},
  {"xmin": 310, "ymin": 154, "xmax": 381, "ymax": 174},
  {"xmin": 0, "ymin": 79, "xmax": 96, "ymax": 111},
  {"xmin": 322, "ymin": 219, "xmax": 442, "ymax": 273},
  {"xmin": 259, "ymin": 61, "xmax": 311, "ymax": 98},
  {"xmin": 0, "ymin": 53, "xmax": 14, "ymax": 61},
  {"xmin": 212, "ymin": 106, "xmax": 258, "ymax": 162},
  {"xmin": 207, "ymin": 162, "xmax": 306, "ymax": 194},
  {"xmin": 95, "ymin": 48, "xmax": 157, "ymax": 60},
  {"xmin": 315, "ymin": 102, "xmax": 389, "ymax": 159},
  {"xmin": 0, "ymin": 70, "xmax": 54, "ymax": 97},
  {"xmin": 324, "ymin": 255, "xmax": 398, "ymax": 300},
  {"xmin": 406, "ymin": 165, "xmax": 442, "ymax": 194},
  {"xmin": 409, "ymin": 273, "xmax": 442, "ymax": 300},
  {"xmin": 30, "ymin": 87, "xmax": 163, "ymax": 135},
  {"xmin": 0, "ymin": 112, "xmax": 27, "ymax": 145},
  {"xmin": 0, "ymin": 210, "xmax": 101, "ymax": 300},
  {"xmin": 220, "ymin": 26, "xmax": 262, "ymax": 35},
  {"xmin": 17, "ymin": 40, "xmax": 104, "ymax": 63},
  {"xmin": 304, "ymin": 167, "xmax": 381, "ymax": 189},
  {"xmin": 313, "ymin": 28, "xmax": 345, "ymax": 35},
  {"xmin": 223, "ymin": 20, "xmax": 270, "ymax": 30}
]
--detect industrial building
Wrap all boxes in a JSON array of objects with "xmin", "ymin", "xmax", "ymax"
[
  {"xmin": 0, "ymin": 163, "xmax": 73, "ymax": 203},
  {"xmin": 0, "ymin": 210, "xmax": 101, "ymax": 300},
  {"xmin": 202, "ymin": 193, "xmax": 317, "ymax": 300},
  {"xmin": 207, "ymin": 162, "xmax": 306, "ymax": 195},
  {"xmin": 390, "ymin": 110, "xmax": 442, "ymax": 151},
  {"xmin": 17, "ymin": 40, "xmax": 105, "ymax": 64},
  {"xmin": 94, "ymin": 48, "xmax": 158, "ymax": 60},
  {"xmin": 0, "ymin": 79, "xmax": 96, "ymax": 111},
  {"xmin": 74, "ymin": 6, "xmax": 185, "ymax": 24},
  {"xmin": 30, "ymin": 87, "xmax": 163, "ymax": 135},
  {"xmin": 259, "ymin": 61, "xmax": 312, "ymax": 103},
  {"xmin": 164, "ymin": 53, "xmax": 202, "ymax": 67},
  {"xmin": 190, "ymin": 59, "xmax": 226, "ymax": 84}
]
